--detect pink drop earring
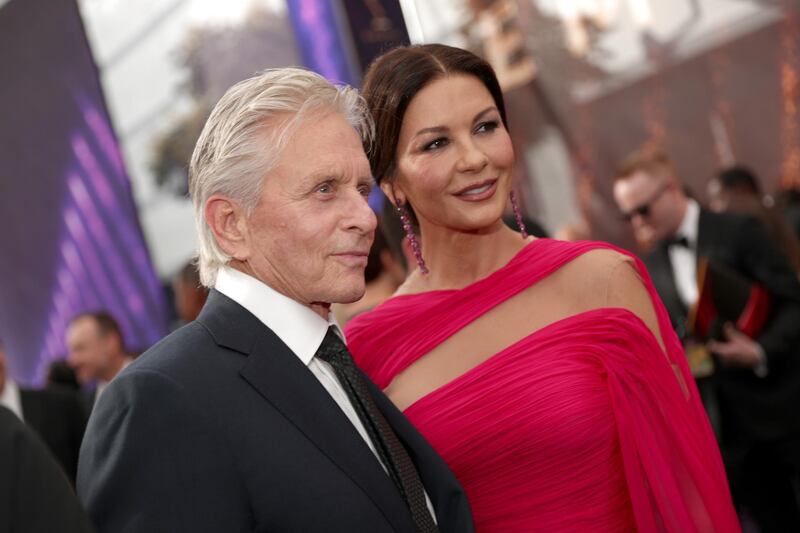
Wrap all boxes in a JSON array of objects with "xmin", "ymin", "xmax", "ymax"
[
  {"xmin": 510, "ymin": 190, "xmax": 529, "ymax": 239},
  {"xmin": 397, "ymin": 201, "xmax": 429, "ymax": 275}
]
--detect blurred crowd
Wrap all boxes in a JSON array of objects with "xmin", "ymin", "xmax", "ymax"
[{"xmin": 0, "ymin": 263, "xmax": 209, "ymax": 531}]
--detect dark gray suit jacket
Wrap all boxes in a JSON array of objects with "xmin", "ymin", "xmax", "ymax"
[{"xmin": 78, "ymin": 290, "xmax": 473, "ymax": 533}]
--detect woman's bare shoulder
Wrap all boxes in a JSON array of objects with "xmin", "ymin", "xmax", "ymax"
[{"xmin": 551, "ymin": 245, "xmax": 634, "ymax": 302}]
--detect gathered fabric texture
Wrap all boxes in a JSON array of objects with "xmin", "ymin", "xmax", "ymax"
[{"xmin": 346, "ymin": 239, "xmax": 740, "ymax": 533}]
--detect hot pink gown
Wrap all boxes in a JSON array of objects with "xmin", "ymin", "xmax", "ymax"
[{"xmin": 345, "ymin": 239, "xmax": 740, "ymax": 532}]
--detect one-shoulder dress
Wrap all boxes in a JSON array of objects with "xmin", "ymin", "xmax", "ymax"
[{"xmin": 346, "ymin": 239, "xmax": 739, "ymax": 532}]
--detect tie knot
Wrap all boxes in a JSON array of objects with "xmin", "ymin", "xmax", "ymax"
[{"xmin": 315, "ymin": 327, "xmax": 347, "ymax": 364}]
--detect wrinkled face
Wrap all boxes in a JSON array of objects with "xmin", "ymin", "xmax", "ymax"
[
  {"xmin": 613, "ymin": 170, "xmax": 681, "ymax": 245},
  {"xmin": 390, "ymin": 75, "xmax": 515, "ymax": 235},
  {"xmin": 66, "ymin": 317, "xmax": 111, "ymax": 384},
  {"xmin": 242, "ymin": 111, "xmax": 376, "ymax": 305}
]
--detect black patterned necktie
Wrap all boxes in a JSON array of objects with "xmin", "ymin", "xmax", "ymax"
[{"xmin": 315, "ymin": 327, "xmax": 439, "ymax": 533}]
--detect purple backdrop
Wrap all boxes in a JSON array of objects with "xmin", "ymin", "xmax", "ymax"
[
  {"xmin": 285, "ymin": 0, "xmax": 358, "ymax": 86},
  {"xmin": 0, "ymin": 0, "xmax": 168, "ymax": 385}
]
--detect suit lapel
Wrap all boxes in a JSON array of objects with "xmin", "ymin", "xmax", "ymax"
[
  {"xmin": 366, "ymin": 379, "xmax": 474, "ymax": 533},
  {"xmin": 18, "ymin": 390, "xmax": 40, "ymax": 427},
  {"xmin": 646, "ymin": 244, "xmax": 688, "ymax": 326},
  {"xmin": 696, "ymin": 209, "xmax": 716, "ymax": 262},
  {"xmin": 198, "ymin": 291, "xmax": 415, "ymax": 533}
]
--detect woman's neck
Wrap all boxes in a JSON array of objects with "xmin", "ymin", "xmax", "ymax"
[
  {"xmin": 403, "ymin": 220, "xmax": 532, "ymax": 292},
  {"xmin": 362, "ymin": 272, "xmax": 403, "ymax": 308}
]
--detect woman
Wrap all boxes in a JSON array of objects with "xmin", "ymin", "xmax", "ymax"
[{"xmin": 346, "ymin": 44, "xmax": 739, "ymax": 532}]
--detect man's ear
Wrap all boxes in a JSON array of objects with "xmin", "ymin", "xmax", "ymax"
[
  {"xmin": 104, "ymin": 331, "xmax": 122, "ymax": 355},
  {"xmin": 205, "ymin": 195, "xmax": 250, "ymax": 261}
]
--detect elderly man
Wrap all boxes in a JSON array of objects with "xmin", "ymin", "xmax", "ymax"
[
  {"xmin": 77, "ymin": 69, "xmax": 473, "ymax": 533},
  {"xmin": 613, "ymin": 148, "xmax": 800, "ymax": 532}
]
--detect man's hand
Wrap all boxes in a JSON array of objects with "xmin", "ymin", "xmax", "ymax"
[{"xmin": 707, "ymin": 323, "xmax": 766, "ymax": 369}]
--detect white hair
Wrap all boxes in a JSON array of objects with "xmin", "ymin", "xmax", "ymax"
[{"xmin": 188, "ymin": 67, "xmax": 374, "ymax": 287}]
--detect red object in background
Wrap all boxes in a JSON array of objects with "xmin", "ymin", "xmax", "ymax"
[{"xmin": 689, "ymin": 258, "xmax": 771, "ymax": 341}]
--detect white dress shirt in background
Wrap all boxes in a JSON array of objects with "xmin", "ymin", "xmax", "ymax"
[
  {"xmin": 0, "ymin": 379, "xmax": 23, "ymax": 421},
  {"xmin": 668, "ymin": 199, "xmax": 700, "ymax": 309}
]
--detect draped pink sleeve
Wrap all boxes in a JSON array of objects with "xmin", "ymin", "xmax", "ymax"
[{"xmin": 346, "ymin": 239, "xmax": 740, "ymax": 532}]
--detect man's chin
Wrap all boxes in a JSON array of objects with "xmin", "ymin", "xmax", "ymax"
[{"xmin": 329, "ymin": 284, "xmax": 366, "ymax": 305}]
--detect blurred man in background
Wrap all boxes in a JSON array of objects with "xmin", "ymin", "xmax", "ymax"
[
  {"xmin": 613, "ymin": 147, "xmax": 800, "ymax": 532},
  {"xmin": 65, "ymin": 311, "xmax": 133, "ymax": 412},
  {"xmin": 708, "ymin": 165, "xmax": 800, "ymax": 274},
  {"xmin": 46, "ymin": 359, "xmax": 81, "ymax": 392},
  {"xmin": 0, "ymin": 341, "xmax": 86, "ymax": 484}
]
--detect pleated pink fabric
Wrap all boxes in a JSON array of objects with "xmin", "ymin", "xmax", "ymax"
[{"xmin": 346, "ymin": 239, "xmax": 740, "ymax": 532}]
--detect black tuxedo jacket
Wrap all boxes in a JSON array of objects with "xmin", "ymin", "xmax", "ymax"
[
  {"xmin": 0, "ymin": 405, "xmax": 94, "ymax": 533},
  {"xmin": 20, "ymin": 388, "xmax": 86, "ymax": 485},
  {"xmin": 644, "ymin": 209, "xmax": 800, "ymax": 442},
  {"xmin": 78, "ymin": 290, "xmax": 474, "ymax": 533},
  {"xmin": 77, "ymin": 387, "xmax": 96, "ymax": 419}
]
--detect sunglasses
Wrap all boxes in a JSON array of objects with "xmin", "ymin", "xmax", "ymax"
[{"xmin": 620, "ymin": 183, "xmax": 669, "ymax": 222}]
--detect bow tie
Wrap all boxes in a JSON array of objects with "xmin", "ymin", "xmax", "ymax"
[{"xmin": 666, "ymin": 235, "xmax": 690, "ymax": 249}]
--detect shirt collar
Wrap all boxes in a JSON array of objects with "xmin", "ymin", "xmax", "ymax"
[
  {"xmin": 214, "ymin": 267, "xmax": 341, "ymax": 366},
  {"xmin": 0, "ymin": 379, "xmax": 23, "ymax": 421},
  {"xmin": 676, "ymin": 199, "xmax": 700, "ymax": 247}
]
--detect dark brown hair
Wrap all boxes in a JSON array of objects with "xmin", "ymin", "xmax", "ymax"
[
  {"xmin": 70, "ymin": 311, "xmax": 126, "ymax": 351},
  {"xmin": 364, "ymin": 218, "xmax": 389, "ymax": 283},
  {"xmin": 716, "ymin": 165, "xmax": 762, "ymax": 196},
  {"xmin": 362, "ymin": 43, "xmax": 508, "ymax": 186}
]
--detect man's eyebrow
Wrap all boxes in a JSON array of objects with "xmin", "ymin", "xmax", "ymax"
[
  {"xmin": 300, "ymin": 169, "xmax": 375, "ymax": 186},
  {"xmin": 299, "ymin": 169, "xmax": 340, "ymax": 184}
]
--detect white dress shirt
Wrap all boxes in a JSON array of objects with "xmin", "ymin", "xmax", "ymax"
[
  {"xmin": 215, "ymin": 267, "xmax": 436, "ymax": 519},
  {"xmin": 0, "ymin": 379, "xmax": 24, "ymax": 421},
  {"xmin": 669, "ymin": 199, "xmax": 700, "ymax": 309}
]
